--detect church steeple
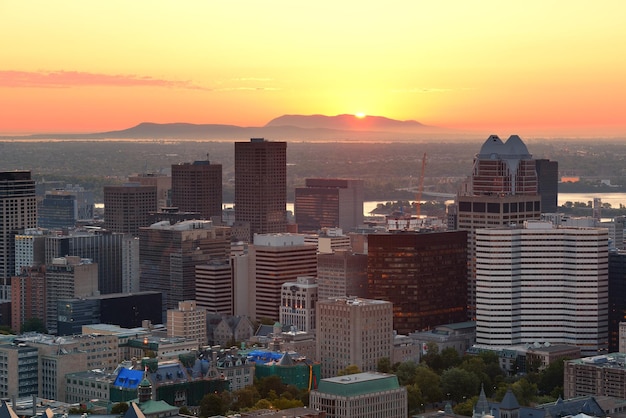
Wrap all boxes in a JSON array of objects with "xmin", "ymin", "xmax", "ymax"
[
  {"xmin": 137, "ymin": 367, "xmax": 153, "ymax": 403},
  {"xmin": 473, "ymin": 383, "xmax": 490, "ymax": 418}
]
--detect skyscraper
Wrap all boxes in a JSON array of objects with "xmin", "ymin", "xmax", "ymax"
[
  {"xmin": 475, "ymin": 221, "xmax": 608, "ymax": 356},
  {"xmin": 139, "ymin": 220, "xmax": 231, "ymax": 311},
  {"xmin": 104, "ymin": 183, "xmax": 157, "ymax": 235},
  {"xmin": 295, "ymin": 178, "xmax": 364, "ymax": 233},
  {"xmin": 171, "ymin": 159, "xmax": 222, "ymax": 220},
  {"xmin": 367, "ymin": 231, "xmax": 468, "ymax": 334},
  {"xmin": 457, "ymin": 135, "xmax": 543, "ymax": 318},
  {"xmin": 0, "ymin": 171, "xmax": 37, "ymax": 300},
  {"xmin": 316, "ymin": 297, "xmax": 393, "ymax": 378},
  {"xmin": 535, "ymin": 158, "xmax": 559, "ymax": 213},
  {"xmin": 317, "ymin": 250, "xmax": 368, "ymax": 300},
  {"xmin": 235, "ymin": 138, "xmax": 287, "ymax": 241},
  {"xmin": 248, "ymin": 234, "xmax": 317, "ymax": 321}
]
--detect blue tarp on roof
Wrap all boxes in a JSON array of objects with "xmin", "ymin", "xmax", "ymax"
[{"xmin": 113, "ymin": 368, "xmax": 144, "ymax": 389}]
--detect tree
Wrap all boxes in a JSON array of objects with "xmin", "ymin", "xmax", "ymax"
[
  {"xmin": 414, "ymin": 365, "xmax": 443, "ymax": 404},
  {"xmin": 440, "ymin": 347, "xmax": 462, "ymax": 370},
  {"xmin": 199, "ymin": 393, "xmax": 227, "ymax": 417},
  {"xmin": 395, "ymin": 361, "xmax": 418, "ymax": 386},
  {"xmin": 256, "ymin": 375, "xmax": 286, "ymax": 398},
  {"xmin": 337, "ymin": 364, "xmax": 361, "ymax": 376},
  {"xmin": 441, "ymin": 367, "xmax": 480, "ymax": 403},
  {"xmin": 537, "ymin": 359, "xmax": 565, "ymax": 397},
  {"xmin": 453, "ymin": 395, "xmax": 478, "ymax": 417},
  {"xmin": 111, "ymin": 403, "xmax": 129, "ymax": 414},
  {"xmin": 407, "ymin": 384, "xmax": 425, "ymax": 416},
  {"xmin": 232, "ymin": 385, "xmax": 261, "ymax": 410},
  {"xmin": 21, "ymin": 317, "xmax": 46, "ymax": 333},
  {"xmin": 377, "ymin": 357, "xmax": 392, "ymax": 373}
]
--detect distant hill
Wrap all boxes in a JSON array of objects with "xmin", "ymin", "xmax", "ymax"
[
  {"xmin": 265, "ymin": 114, "xmax": 428, "ymax": 132},
  {"xmin": 4, "ymin": 114, "xmax": 455, "ymax": 141}
]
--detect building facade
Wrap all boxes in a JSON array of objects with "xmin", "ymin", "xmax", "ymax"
[
  {"xmin": 0, "ymin": 171, "xmax": 37, "ymax": 300},
  {"xmin": 476, "ymin": 221, "xmax": 609, "ymax": 356},
  {"xmin": 609, "ymin": 250, "xmax": 626, "ymax": 352},
  {"xmin": 0, "ymin": 343, "xmax": 39, "ymax": 398},
  {"xmin": 195, "ymin": 259, "xmax": 233, "ymax": 315},
  {"xmin": 167, "ymin": 300, "xmax": 207, "ymax": 344},
  {"xmin": 280, "ymin": 276, "xmax": 318, "ymax": 333},
  {"xmin": 317, "ymin": 250, "xmax": 368, "ymax": 300},
  {"xmin": 316, "ymin": 298, "xmax": 393, "ymax": 378},
  {"xmin": 367, "ymin": 231, "xmax": 468, "ymax": 334},
  {"xmin": 37, "ymin": 191, "xmax": 78, "ymax": 229},
  {"xmin": 234, "ymin": 138, "xmax": 287, "ymax": 240},
  {"xmin": 456, "ymin": 135, "xmax": 545, "ymax": 318},
  {"xmin": 171, "ymin": 159, "xmax": 222, "ymax": 220},
  {"xmin": 564, "ymin": 353, "xmax": 626, "ymax": 399},
  {"xmin": 104, "ymin": 183, "xmax": 157, "ymax": 235},
  {"xmin": 249, "ymin": 234, "xmax": 317, "ymax": 321},
  {"xmin": 310, "ymin": 372, "xmax": 407, "ymax": 418},
  {"xmin": 139, "ymin": 220, "xmax": 231, "ymax": 312},
  {"xmin": 295, "ymin": 178, "xmax": 364, "ymax": 233},
  {"xmin": 11, "ymin": 265, "xmax": 46, "ymax": 333}
]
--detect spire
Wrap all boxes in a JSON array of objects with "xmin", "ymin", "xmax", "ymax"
[
  {"xmin": 137, "ymin": 366, "xmax": 153, "ymax": 403},
  {"xmin": 474, "ymin": 383, "xmax": 490, "ymax": 418}
]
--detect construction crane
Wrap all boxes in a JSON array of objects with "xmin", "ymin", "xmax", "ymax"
[{"xmin": 416, "ymin": 152, "xmax": 427, "ymax": 219}]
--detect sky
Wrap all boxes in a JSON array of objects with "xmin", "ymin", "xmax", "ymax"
[{"xmin": 2, "ymin": 1, "xmax": 626, "ymax": 136}]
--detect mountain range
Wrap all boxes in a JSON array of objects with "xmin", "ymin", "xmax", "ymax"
[{"xmin": 6, "ymin": 114, "xmax": 454, "ymax": 141}]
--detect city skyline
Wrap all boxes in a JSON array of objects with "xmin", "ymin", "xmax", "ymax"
[{"xmin": 2, "ymin": 1, "xmax": 626, "ymax": 137}]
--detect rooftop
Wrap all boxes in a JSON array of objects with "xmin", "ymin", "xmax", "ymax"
[{"xmin": 316, "ymin": 372, "xmax": 401, "ymax": 397}]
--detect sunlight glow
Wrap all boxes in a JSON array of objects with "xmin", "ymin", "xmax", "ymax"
[{"xmin": 355, "ymin": 112, "xmax": 366, "ymax": 119}]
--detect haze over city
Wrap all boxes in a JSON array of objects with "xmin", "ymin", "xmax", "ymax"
[{"xmin": 2, "ymin": 1, "xmax": 626, "ymax": 137}]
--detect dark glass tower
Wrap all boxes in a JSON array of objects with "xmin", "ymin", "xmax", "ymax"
[
  {"xmin": 234, "ymin": 138, "xmax": 287, "ymax": 240},
  {"xmin": 171, "ymin": 158, "xmax": 222, "ymax": 220}
]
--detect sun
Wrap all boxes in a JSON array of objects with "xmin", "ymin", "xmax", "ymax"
[{"xmin": 355, "ymin": 112, "xmax": 366, "ymax": 119}]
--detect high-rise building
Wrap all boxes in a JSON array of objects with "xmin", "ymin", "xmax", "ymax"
[
  {"xmin": 0, "ymin": 343, "xmax": 39, "ymax": 398},
  {"xmin": 0, "ymin": 171, "xmax": 37, "ymax": 300},
  {"xmin": 367, "ymin": 231, "xmax": 468, "ymax": 334},
  {"xmin": 104, "ymin": 183, "xmax": 157, "ymax": 235},
  {"xmin": 295, "ymin": 178, "xmax": 364, "ymax": 233},
  {"xmin": 608, "ymin": 249, "xmax": 626, "ymax": 352},
  {"xmin": 317, "ymin": 250, "xmax": 368, "ymax": 300},
  {"xmin": 171, "ymin": 159, "xmax": 222, "ymax": 220},
  {"xmin": 196, "ymin": 259, "xmax": 233, "ymax": 315},
  {"xmin": 38, "ymin": 190, "xmax": 78, "ymax": 229},
  {"xmin": 11, "ymin": 265, "xmax": 46, "ymax": 333},
  {"xmin": 139, "ymin": 220, "xmax": 231, "ymax": 311},
  {"xmin": 248, "ymin": 234, "xmax": 317, "ymax": 321},
  {"xmin": 535, "ymin": 159, "xmax": 559, "ymax": 213},
  {"xmin": 316, "ymin": 298, "xmax": 393, "ymax": 378},
  {"xmin": 128, "ymin": 172, "xmax": 171, "ymax": 211},
  {"xmin": 310, "ymin": 372, "xmax": 407, "ymax": 418},
  {"xmin": 167, "ymin": 300, "xmax": 207, "ymax": 344},
  {"xmin": 234, "ymin": 138, "xmax": 287, "ymax": 240},
  {"xmin": 456, "ymin": 135, "xmax": 544, "ymax": 318},
  {"xmin": 14, "ymin": 228, "xmax": 47, "ymax": 275},
  {"xmin": 45, "ymin": 229, "xmax": 131, "ymax": 295},
  {"xmin": 45, "ymin": 256, "xmax": 99, "ymax": 334},
  {"xmin": 280, "ymin": 276, "xmax": 318, "ymax": 333},
  {"xmin": 475, "ymin": 221, "xmax": 608, "ymax": 356}
]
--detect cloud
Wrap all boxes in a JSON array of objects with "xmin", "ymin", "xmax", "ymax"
[
  {"xmin": 212, "ymin": 77, "xmax": 281, "ymax": 92},
  {"xmin": 0, "ymin": 70, "xmax": 208, "ymax": 90}
]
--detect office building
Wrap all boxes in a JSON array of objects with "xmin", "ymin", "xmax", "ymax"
[
  {"xmin": 317, "ymin": 297, "xmax": 393, "ymax": 378},
  {"xmin": 37, "ymin": 190, "xmax": 78, "ymax": 229},
  {"xmin": 310, "ymin": 372, "xmax": 407, "ymax": 418},
  {"xmin": 535, "ymin": 159, "xmax": 559, "ymax": 213},
  {"xmin": 11, "ymin": 265, "xmax": 46, "ymax": 333},
  {"xmin": 317, "ymin": 250, "xmax": 368, "ymax": 300},
  {"xmin": 104, "ymin": 183, "xmax": 157, "ymax": 235},
  {"xmin": 0, "ymin": 343, "xmax": 39, "ymax": 398},
  {"xmin": 14, "ymin": 228, "xmax": 46, "ymax": 275},
  {"xmin": 0, "ymin": 171, "xmax": 37, "ymax": 300},
  {"xmin": 45, "ymin": 256, "xmax": 99, "ymax": 334},
  {"xmin": 195, "ymin": 259, "xmax": 233, "ymax": 315},
  {"xmin": 234, "ymin": 138, "xmax": 287, "ymax": 240},
  {"xmin": 456, "ymin": 135, "xmax": 544, "ymax": 318},
  {"xmin": 56, "ymin": 291, "xmax": 162, "ymax": 335},
  {"xmin": 249, "ymin": 234, "xmax": 317, "ymax": 321},
  {"xmin": 609, "ymin": 250, "xmax": 626, "ymax": 352},
  {"xmin": 46, "ymin": 229, "xmax": 130, "ymax": 295},
  {"xmin": 564, "ymin": 353, "xmax": 626, "ymax": 399},
  {"xmin": 280, "ymin": 276, "xmax": 318, "ymax": 333},
  {"xmin": 295, "ymin": 178, "xmax": 364, "ymax": 233},
  {"xmin": 167, "ymin": 300, "xmax": 207, "ymax": 344},
  {"xmin": 139, "ymin": 220, "xmax": 231, "ymax": 311},
  {"xmin": 171, "ymin": 159, "xmax": 222, "ymax": 220},
  {"xmin": 476, "ymin": 221, "xmax": 608, "ymax": 356},
  {"xmin": 128, "ymin": 172, "xmax": 172, "ymax": 211},
  {"xmin": 367, "ymin": 231, "xmax": 468, "ymax": 334}
]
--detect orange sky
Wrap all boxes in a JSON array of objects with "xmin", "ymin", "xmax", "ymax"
[{"xmin": 2, "ymin": 1, "xmax": 626, "ymax": 137}]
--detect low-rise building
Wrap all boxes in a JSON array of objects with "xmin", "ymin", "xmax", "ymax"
[
  {"xmin": 564, "ymin": 352, "xmax": 626, "ymax": 399},
  {"xmin": 309, "ymin": 372, "xmax": 407, "ymax": 418}
]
